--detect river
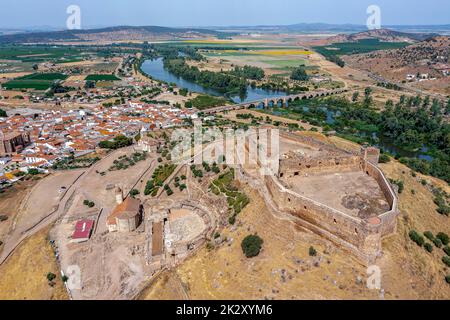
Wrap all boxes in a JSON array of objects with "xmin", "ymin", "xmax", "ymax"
[{"xmin": 140, "ymin": 58, "xmax": 286, "ymax": 104}]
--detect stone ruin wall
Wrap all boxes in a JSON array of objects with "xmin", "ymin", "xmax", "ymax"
[
  {"xmin": 264, "ymin": 174, "xmax": 383, "ymax": 264},
  {"xmin": 279, "ymin": 154, "xmax": 363, "ymax": 178},
  {"xmin": 267, "ymin": 132, "xmax": 398, "ymax": 264}
]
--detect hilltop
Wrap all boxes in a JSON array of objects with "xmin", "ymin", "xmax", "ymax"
[
  {"xmin": 0, "ymin": 25, "xmax": 232, "ymax": 44},
  {"xmin": 327, "ymin": 28, "xmax": 438, "ymax": 44},
  {"xmin": 344, "ymin": 36, "xmax": 450, "ymax": 93}
]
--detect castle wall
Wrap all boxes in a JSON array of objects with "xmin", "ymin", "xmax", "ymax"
[
  {"xmin": 279, "ymin": 155, "xmax": 362, "ymax": 178},
  {"xmin": 265, "ymin": 156, "xmax": 399, "ymax": 265}
]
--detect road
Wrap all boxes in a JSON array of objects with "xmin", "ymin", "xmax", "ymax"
[{"xmin": 0, "ymin": 148, "xmax": 136, "ymax": 266}]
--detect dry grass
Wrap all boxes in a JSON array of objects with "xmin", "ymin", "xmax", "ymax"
[
  {"xmin": 139, "ymin": 157, "xmax": 450, "ymax": 300},
  {"xmin": 140, "ymin": 186, "xmax": 380, "ymax": 300},
  {"xmin": 0, "ymin": 226, "xmax": 68, "ymax": 300}
]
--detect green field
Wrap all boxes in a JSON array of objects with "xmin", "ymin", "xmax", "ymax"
[
  {"xmin": 85, "ymin": 74, "xmax": 120, "ymax": 81},
  {"xmin": 313, "ymin": 39, "xmax": 409, "ymax": 58},
  {"xmin": 2, "ymin": 72, "xmax": 67, "ymax": 90},
  {"xmin": 0, "ymin": 46, "xmax": 84, "ymax": 63}
]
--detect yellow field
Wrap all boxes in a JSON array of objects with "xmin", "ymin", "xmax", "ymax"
[
  {"xmin": 183, "ymin": 39, "xmax": 270, "ymax": 44},
  {"xmin": 254, "ymin": 50, "xmax": 312, "ymax": 56}
]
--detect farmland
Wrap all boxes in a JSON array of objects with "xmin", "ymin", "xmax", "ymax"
[
  {"xmin": 85, "ymin": 74, "xmax": 120, "ymax": 81},
  {"xmin": 313, "ymin": 39, "xmax": 409, "ymax": 59},
  {"xmin": 0, "ymin": 46, "xmax": 84, "ymax": 63},
  {"xmin": 2, "ymin": 72, "xmax": 68, "ymax": 90}
]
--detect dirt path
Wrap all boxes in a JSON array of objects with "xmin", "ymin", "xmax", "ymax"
[{"xmin": 0, "ymin": 148, "xmax": 129, "ymax": 266}]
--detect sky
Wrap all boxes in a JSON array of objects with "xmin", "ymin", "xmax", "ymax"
[{"xmin": 0, "ymin": 0, "xmax": 449, "ymax": 29}]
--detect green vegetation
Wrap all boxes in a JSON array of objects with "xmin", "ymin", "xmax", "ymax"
[
  {"xmin": 278, "ymin": 95, "xmax": 450, "ymax": 183},
  {"xmin": 46, "ymin": 272, "xmax": 56, "ymax": 282},
  {"xmin": 0, "ymin": 109, "xmax": 7, "ymax": 117},
  {"xmin": 290, "ymin": 66, "xmax": 309, "ymax": 81},
  {"xmin": 309, "ymin": 246, "xmax": 318, "ymax": 257},
  {"xmin": 144, "ymin": 164, "xmax": 176, "ymax": 196},
  {"xmin": 163, "ymin": 58, "xmax": 247, "ymax": 94},
  {"xmin": 409, "ymin": 230, "xmax": 425, "ymax": 247},
  {"xmin": 424, "ymin": 243, "xmax": 433, "ymax": 253},
  {"xmin": 436, "ymin": 232, "xmax": 449, "ymax": 246},
  {"xmin": 130, "ymin": 189, "xmax": 140, "ymax": 197},
  {"xmin": 98, "ymin": 135, "xmax": 133, "ymax": 149},
  {"xmin": 229, "ymin": 65, "xmax": 265, "ymax": 80},
  {"xmin": 0, "ymin": 45, "xmax": 83, "ymax": 63},
  {"xmin": 390, "ymin": 179, "xmax": 404, "ymax": 194},
  {"xmin": 443, "ymin": 256, "xmax": 450, "ymax": 267},
  {"xmin": 2, "ymin": 73, "xmax": 68, "ymax": 90},
  {"xmin": 210, "ymin": 169, "xmax": 249, "ymax": 224},
  {"xmin": 85, "ymin": 74, "xmax": 120, "ymax": 81},
  {"xmin": 378, "ymin": 154, "xmax": 391, "ymax": 163},
  {"xmin": 313, "ymin": 39, "xmax": 408, "ymax": 59},
  {"xmin": 185, "ymin": 94, "xmax": 229, "ymax": 110},
  {"xmin": 27, "ymin": 168, "xmax": 40, "ymax": 175},
  {"xmin": 241, "ymin": 234, "xmax": 264, "ymax": 258},
  {"xmin": 83, "ymin": 200, "xmax": 95, "ymax": 208},
  {"xmin": 433, "ymin": 190, "xmax": 450, "ymax": 216},
  {"xmin": 109, "ymin": 152, "xmax": 147, "ymax": 171},
  {"xmin": 53, "ymin": 155, "xmax": 100, "ymax": 170}
]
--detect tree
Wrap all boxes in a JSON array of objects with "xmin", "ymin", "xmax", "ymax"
[
  {"xmin": 309, "ymin": 246, "xmax": 317, "ymax": 256},
  {"xmin": 436, "ymin": 232, "xmax": 449, "ymax": 246},
  {"xmin": 241, "ymin": 234, "xmax": 263, "ymax": 258},
  {"xmin": 27, "ymin": 168, "xmax": 39, "ymax": 175},
  {"xmin": 352, "ymin": 92, "xmax": 359, "ymax": 102},
  {"xmin": 46, "ymin": 272, "xmax": 56, "ymax": 282},
  {"xmin": 409, "ymin": 230, "xmax": 424, "ymax": 247},
  {"xmin": 290, "ymin": 66, "xmax": 309, "ymax": 81},
  {"xmin": 363, "ymin": 87, "xmax": 373, "ymax": 105},
  {"xmin": 130, "ymin": 189, "xmax": 140, "ymax": 197},
  {"xmin": 0, "ymin": 109, "xmax": 7, "ymax": 117}
]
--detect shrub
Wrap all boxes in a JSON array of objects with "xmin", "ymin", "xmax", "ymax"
[
  {"xmin": 87, "ymin": 201, "xmax": 95, "ymax": 208},
  {"xmin": 409, "ymin": 230, "xmax": 424, "ymax": 247},
  {"xmin": 442, "ymin": 256, "xmax": 450, "ymax": 267},
  {"xmin": 424, "ymin": 243, "xmax": 433, "ymax": 253},
  {"xmin": 433, "ymin": 238, "xmax": 443, "ymax": 248},
  {"xmin": 228, "ymin": 215, "xmax": 236, "ymax": 225},
  {"xmin": 241, "ymin": 235, "xmax": 264, "ymax": 258},
  {"xmin": 309, "ymin": 246, "xmax": 317, "ymax": 257},
  {"xmin": 379, "ymin": 154, "xmax": 391, "ymax": 163},
  {"xmin": 28, "ymin": 168, "xmax": 40, "ymax": 175},
  {"xmin": 46, "ymin": 272, "xmax": 56, "ymax": 282},
  {"xmin": 444, "ymin": 246, "xmax": 450, "ymax": 256},
  {"xmin": 130, "ymin": 189, "xmax": 140, "ymax": 196},
  {"xmin": 0, "ymin": 215, "xmax": 8, "ymax": 222},
  {"xmin": 446, "ymin": 275, "xmax": 450, "ymax": 284},
  {"xmin": 436, "ymin": 232, "xmax": 449, "ymax": 246},
  {"xmin": 424, "ymin": 231, "xmax": 434, "ymax": 241}
]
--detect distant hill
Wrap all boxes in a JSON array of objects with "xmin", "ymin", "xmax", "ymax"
[
  {"xmin": 327, "ymin": 28, "xmax": 438, "ymax": 44},
  {"xmin": 0, "ymin": 26, "xmax": 233, "ymax": 44},
  {"xmin": 344, "ymin": 36, "xmax": 450, "ymax": 94}
]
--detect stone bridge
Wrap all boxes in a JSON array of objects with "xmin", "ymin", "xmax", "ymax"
[{"xmin": 203, "ymin": 88, "xmax": 348, "ymax": 114}]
